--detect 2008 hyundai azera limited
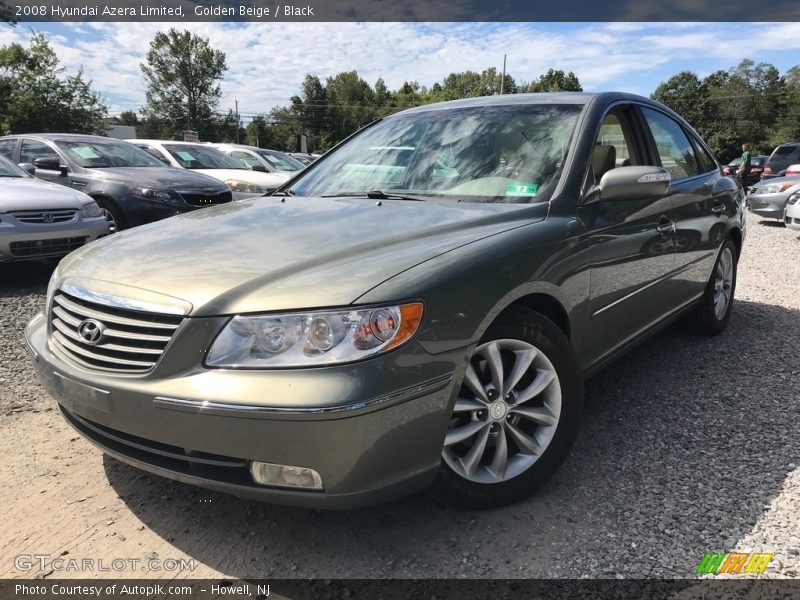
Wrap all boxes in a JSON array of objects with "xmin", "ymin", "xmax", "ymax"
[{"xmin": 25, "ymin": 93, "xmax": 744, "ymax": 509}]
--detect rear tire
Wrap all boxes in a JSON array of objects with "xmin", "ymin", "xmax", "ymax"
[
  {"xmin": 687, "ymin": 238, "xmax": 738, "ymax": 335},
  {"xmin": 431, "ymin": 309, "xmax": 583, "ymax": 509}
]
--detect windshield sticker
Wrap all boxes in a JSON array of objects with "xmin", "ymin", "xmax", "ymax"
[
  {"xmin": 176, "ymin": 151, "xmax": 196, "ymax": 161},
  {"xmin": 506, "ymin": 182, "xmax": 539, "ymax": 196},
  {"xmin": 71, "ymin": 147, "xmax": 100, "ymax": 159}
]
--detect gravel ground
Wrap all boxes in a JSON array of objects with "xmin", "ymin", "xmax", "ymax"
[{"xmin": 0, "ymin": 218, "xmax": 798, "ymax": 580}]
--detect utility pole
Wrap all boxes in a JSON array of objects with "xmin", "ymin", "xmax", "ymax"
[
  {"xmin": 234, "ymin": 98, "xmax": 240, "ymax": 143},
  {"xmin": 500, "ymin": 54, "xmax": 507, "ymax": 95}
]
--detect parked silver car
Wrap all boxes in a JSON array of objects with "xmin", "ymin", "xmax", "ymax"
[
  {"xmin": 784, "ymin": 191, "xmax": 800, "ymax": 230},
  {"xmin": 747, "ymin": 176, "xmax": 800, "ymax": 220},
  {"xmin": 0, "ymin": 155, "xmax": 108, "ymax": 263}
]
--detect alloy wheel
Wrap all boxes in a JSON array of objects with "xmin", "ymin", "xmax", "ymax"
[
  {"xmin": 713, "ymin": 247, "xmax": 734, "ymax": 319},
  {"xmin": 101, "ymin": 208, "xmax": 118, "ymax": 234},
  {"xmin": 442, "ymin": 339, "xmax": 561, "ymax": 484}
]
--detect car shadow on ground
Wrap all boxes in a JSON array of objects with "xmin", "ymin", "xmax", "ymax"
[
  {"xmin": 0, "ymin": 260, "xmax": 56, "ymax": 294},
  {"xmin": 102, "ymin": 298, "xmax": 800, "ymax": 578}
]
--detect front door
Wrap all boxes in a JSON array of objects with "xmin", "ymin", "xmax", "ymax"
[{"xmin": 577, "ymin": 105, "xmax": 676, "ymax": 366}]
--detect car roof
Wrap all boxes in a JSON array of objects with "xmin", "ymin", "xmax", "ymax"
[
  {"xmin": 0, "ymin": 133, "xmax": 127, "ymax": 142},
  {"xmin": 126, "ymin": 139, "xmax": 211, "ymax": 146},
  {"xmin": 393, "ymin": 91, "xmax": 652, "ymax": 116},
  {"xmin": 212, "ymin": 143, "xmax": 274, "ymax": 152}
]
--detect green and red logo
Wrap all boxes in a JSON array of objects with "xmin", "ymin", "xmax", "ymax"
[{"xmin": 696, "ymin": 552, "xmax": 773, "ymax": 575}]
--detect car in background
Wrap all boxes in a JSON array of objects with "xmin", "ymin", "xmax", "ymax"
[
  {"xmin": 762, "ymin": 142, "xmax": 800, "ymax": 180},
  {"xmin": 722, "ymin": 155, "xmax": 767, "ymax": 186},
  {"xmin": 784, "ymin": 189, "xmax": 800, "ymax": 230},
  {"xmin": 128, "ymin": 140, "xmax": 289, "ymax": 200},
  {"xmin": 213, "ymin": 144, "xmax": 305, "ymax": 175},
  {"xmin": 0, "ymin": 134, "xmax": 232, "ymax": 233},
  {"xmin": 26, "ymin": 92, "xmax": 743, "ymax": 510},
  {"xmin": 287, "ymin": 152, "xmax": 319, "ymax": 166},
  {"xmin": 0, "ymin": 154, "xmax": 108, "ymax": 263},
  {"xmin": 747, "ymin": 175, "xmax": 800, "ymax": 220}
]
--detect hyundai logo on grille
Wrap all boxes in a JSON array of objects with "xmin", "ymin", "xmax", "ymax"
[
  {"xmin": 42, "ymin": 212, "xmax": 54, "ymax": 223},
  {"xmin": 77, "ymin": 319, "xmax": 105, "ymax": 345}
]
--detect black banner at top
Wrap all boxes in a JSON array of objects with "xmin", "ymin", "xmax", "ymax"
[{"xmin": 3, "ymin": 0, "xmax": 800, "ymax": 22}]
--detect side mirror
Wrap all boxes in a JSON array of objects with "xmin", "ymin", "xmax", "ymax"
[
  {"xmin": 596, "ymin": 166, "xmax": 671, "ymax": 201},
  {"xmin": 33, "ymin": 156, "xmax": 68, "ymax": 176},
  {"xmin": 250, "ymin": 164, "xmax": 267, "ymax": 172},
  {"xmin": 18, "ymin": 162, "xmax": 36, "ymax": 176}
]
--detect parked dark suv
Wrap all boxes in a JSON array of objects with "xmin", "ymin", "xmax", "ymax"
[
  {"xmin": 762, "ymin": 142, "xmax": 800, "ymax": 180},
  {"xmin": 26, "ymin": 93, "xmax": 744, "ymax": 509},
  {"xmin": 0, "ymin": 134, "xmax": 233, "ymax": 232}
]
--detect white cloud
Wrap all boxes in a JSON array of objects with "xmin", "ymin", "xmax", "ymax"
[{"xmin": 8, "ymin": 21, "xmax": 800, "ymax": 118}]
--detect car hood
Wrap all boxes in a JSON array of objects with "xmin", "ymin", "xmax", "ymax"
[
  {"xmin": 86, "ymin": 167, "xmax": 227, "ymax": 190},
  {"xmin": 57, "ymin": 196, "xmax": 546, "ymax": 316},
  {"xmin": 192, "ymin": 169, "xmax": 289, "ymax": 188},
  {"xmin": 0, "ymin": 177, "xmax": 90, "ymax": 211}
]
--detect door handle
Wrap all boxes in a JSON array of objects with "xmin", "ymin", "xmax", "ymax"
[
  {"xmin": 711, "ymin": 202, "xmax": 725, "ymax": 214},
  {"xmin": 656, "ymin": 217, "xmax": 674, "ymax": 235}
]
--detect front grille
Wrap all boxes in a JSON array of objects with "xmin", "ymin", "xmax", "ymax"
[
  {"xmin": 10, "ymin": 209, "xmax": 78, "ymax": 223},
  {"xmin": 9, "ymin": 236, "xmax": 87, "ymax": 257},
  {"xmin": 178, "ymin": 189, "xmax": 233, "ymax": 208},
  {"xmin": 49, "ymin": 291, "xmax": 183, "ymax": 373}
]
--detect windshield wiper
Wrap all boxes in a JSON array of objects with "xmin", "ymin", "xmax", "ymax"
[
  {"xmin": 273, "ymin": 188, "xmax": 296, "ymax": 197},
  {"xmin": 321, "ymin": 190, "xmax": 427, "ymax": 201}
]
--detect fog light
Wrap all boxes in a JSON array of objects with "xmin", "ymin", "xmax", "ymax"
[{"xmin": 250, "ymin": 461, "xmax": 323, "ymax": 490}]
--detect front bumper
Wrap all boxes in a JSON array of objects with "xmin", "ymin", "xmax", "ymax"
[
  {"xmin": 0, "ymin": 216, "xmax": 108, "ymax": 262},
  {"xmin": 785, "ymin": 203, "xmax": 800, "ymax": 230},
  {"xmin": 747, "ymin": 193, "xmax": 788, "ymax": 219},
  {"xmin": 25, "ymin": 312, "xmax": 461, "ymax": 509}
]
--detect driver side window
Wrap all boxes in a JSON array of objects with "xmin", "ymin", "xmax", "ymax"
[{"xmin": 592, "ymin": 111, "xmax": 639, "ymax": 184}]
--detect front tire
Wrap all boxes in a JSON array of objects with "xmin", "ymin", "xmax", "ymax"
[
  {"xmin": 431, "ymin": 309, "xmax": 583, "ymax": 509},
  {"xmin": 687, "ymin": 239, "xmax": 738, "ymax": 335}
]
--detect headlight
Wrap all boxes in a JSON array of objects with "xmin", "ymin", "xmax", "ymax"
[
  {"xmin": 45, "ymin": 264, "xmax": 60, "ymax": 316},
  {"xmin": 225, "ymin": 180, "xmax": 264, "ymax": 194},
  {"xmin": 788, "ymin": 192, "xmax": 800, "ymax": 205},
  {"xmin": 127, "ymin": 186, "xmax": 183, "ymax": 206},
  {"xmin": 80, "ymin": 201, "xmax": 103, "ymax": 218},
  {"xmin": 759, "ymin": 182, "xmax": 796, "ymax": 194},
  {"xmin": 206, "ymin": 302, "xmax": 424, "ymax": 368}
]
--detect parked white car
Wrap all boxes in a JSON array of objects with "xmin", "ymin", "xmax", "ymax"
[
  {"xmin": 0, "ymin": 155, "xmax": 108, "ymax": 263},
  {"xmin": 213, "ymin": 144, "xmax": 305, "ymax": 175},
  {"xmin": 784, "ymin": 189, "xmax": 800, "ymax": 230},
  {"xmin": 127, "ymin": 140, "xmax": 289, "ymax": 200}
]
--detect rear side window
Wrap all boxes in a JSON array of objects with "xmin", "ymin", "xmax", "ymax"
[
  {"xmin": 692, "ymin": 138, "xmax": 718, "ymax": 173},
  {"xmin": 641, "ymin": 108, "xmax": 699, "ymax": 180},
  {"xmin": 0, "ymin": 139, "xmax": 16, "ymax": 160}
]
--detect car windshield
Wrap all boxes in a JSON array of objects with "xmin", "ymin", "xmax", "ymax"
[
  {"xmin": 0, "ymin": 154, "xmax": 28, "ymax": 177},
  {"xmin": 55, "ymin": 140, "xmax": 165, "ymax": 168},
  {"xmin": 256, "ymin": 150, "xmax": 304, "ymax": 171},
  {"xmin": 288, "ymin": 104, "xmax": 582, "ymax": 203},
  {"xmin": 752, "ymin": 157, "xmax": 767, "ymax": 166},
  {"xmin": 164, "ymin": 144, "xmax": 242, "ymax": 169}
]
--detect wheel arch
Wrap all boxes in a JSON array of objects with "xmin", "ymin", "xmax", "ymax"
[
  {"xmin": 727, "ymin": 226, "xmax": 743, "ymax": 259},
  {"xmin": 495, "ymin": 292, "xmax": 572, "ymax": 340}
]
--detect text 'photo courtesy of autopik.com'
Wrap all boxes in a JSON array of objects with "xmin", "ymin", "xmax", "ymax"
[{"xmin": 1, "ymin": 0, "xmax": 800, "ymax": 598}]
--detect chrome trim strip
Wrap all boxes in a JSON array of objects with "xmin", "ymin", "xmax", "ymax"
[
  {"xmin": 154, "ymin": 374, "xmax": 453, "ymax": 418},
  {"xmin": 60, "ymin": 282, "xmax": 189, "ymax": 316},
  {"xmin": 592, "ymin": 253, "xmax": 712, "ymax": 318}
]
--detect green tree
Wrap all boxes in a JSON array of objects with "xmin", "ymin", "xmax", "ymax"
[
  {"xmin": 521, "ymin": 69, "xmax": 582, "ymax": 93},
  {"xmin": 651, "ymin": 71, "xmax": 709, "ymax": 130},
  {"xmin": 0, "ymin": 33, "xmax": 107, "ymax": 134},
  {"xmin": 140, "ymin": 28, "xmax": 227, "ymax": 139}
]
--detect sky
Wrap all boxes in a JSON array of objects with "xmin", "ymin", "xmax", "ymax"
[{"xmin": 2, "ymin": 21, "xmax": 800, "ymax": 121}]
